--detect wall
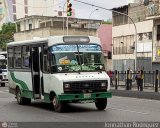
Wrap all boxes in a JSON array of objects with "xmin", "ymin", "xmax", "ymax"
[
  {"xmin": 112, "ymin": 20, "xmax": 153, "ymax": 37},
  {"xmin": 14, "ymin": 27, "xmax": 97, "ymax": 41},
  {"xmin": 112, "ymin": 20, "xmax": 153, "ymax": 60},
  {"xmin": 97, "ymin": 24, "xmax": 112, "ymax": 54}
]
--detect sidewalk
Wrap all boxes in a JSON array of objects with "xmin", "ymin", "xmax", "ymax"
[{"xmin": 110, "ymin": 83, "xmax": 160, "ymax": 100}]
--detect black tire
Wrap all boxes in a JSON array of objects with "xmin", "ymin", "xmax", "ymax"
[
  {"xmin": 95, "ymin": 98, "xmax": 107, "ymax": 110},
  {"xmin": 24, "ymin": 97, "xmax": 31, "ymax": 105},
  {"xmin": 52, "ymin": 96, "xmax": 65, "ymax": 112},
  {"xmin": 1, "ymin": 83, "xmax": 5, "ymax": 87},
  {"xmin": 16, "ymin": 87, "xmax": 31, "ymax": 105}
]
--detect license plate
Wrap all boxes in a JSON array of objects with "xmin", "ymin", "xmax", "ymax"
[{"xmin": 84, "ymin": 93, "xmax": 91, "ymax": 98}]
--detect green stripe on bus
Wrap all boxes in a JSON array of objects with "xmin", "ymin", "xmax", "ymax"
[{"xmin": 10, "ymin": 72, "xmax": 29, "ymax": 90}]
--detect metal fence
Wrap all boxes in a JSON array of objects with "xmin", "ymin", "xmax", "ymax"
[{"xmin": 110, "ymin": 70, "xmax": 160, "ymax": 92}]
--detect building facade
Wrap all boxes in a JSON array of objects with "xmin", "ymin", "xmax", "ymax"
[
  {"xmin": 97, "ymin": 24, "xmax": 112, "ymax": 70},
  {"xmin": 0, "ymin": 0, "xmax": 75, "ymax": 28},
  {"xmin": 112, "ymin": 2, "xmax": 156, "ymax": 71},
  {"xmin": 14, "ymin": 15, "xmax": 102, "ymax": 41}
]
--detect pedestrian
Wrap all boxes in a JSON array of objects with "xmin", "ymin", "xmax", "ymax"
[
  {"xmin": 140, "ymin": 70, "xmax": 144, "ymax": 91},
  {"xmin": 135, "ymin": 70, "xmax": 141, "ymax": 91},
  {"xmin": 135, "ymin": 70, "xmax": 143, "ymax": 91},
  {"xmin": 107, "ymin": 70, "xmax": 114, "ymax": 86},
  {"xmin": 126, "ymin": 67, "xmax": 133, "ymax": 90}
]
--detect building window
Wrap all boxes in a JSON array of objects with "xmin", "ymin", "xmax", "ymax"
[
  {"xmin": 46, "ymin": 21, "xmax": 51, "ymax": 27},
  {"xmin": 40, "ymin": 23, "xmax": 45, "ymax": 28},
  {"xmin": 13, "ymin": 5, "xmax": 16, "ymax": 13},
  {"xmin": 8, "ymin": 48, "xmax": 14, "ymax": 68},
  {"xmin": 22, "ymin": 46, "xmax": 30, "ymax": 68},
  {"xmin": 0, "ymin": 8, "xmax": 3, "ymax": 15},
  {"xmin": 12, "ymin": 0, "xmax": 16, "ymax": 4},
  {"xmin": 25, "ymin": 6, "xmax": 28, "ymax": 14},
  {"xmin": 58, "ymin": 11, "xmax": 62, "ymax": 16},
  {"xmin": 14, "ymin": 47, "xmax": 22, "ymax": 68},
  {"xmin": 24, "ymin": 0, "xmax": 28, "ymax": 5},
  {"xmin": 13, "ymin": 14, "xmax": 17, "ymax": 21},
  {"xmin": 29, "ymin": 24, "xmax": 32, "ymax": 30},
  {"xmin": 148, "ymin": 32, "xmax": 152, "ymax": 40},
  {"xmin": 138, "ymin": 33, "xmax": 143, "ymax": 41},
  {"xmin": 17, "ymin": 23, "xmax": 20, "ymax": 32},
  {"xmin": 157, "ymin": 25, "xmax": 160, "ymax": 41}
]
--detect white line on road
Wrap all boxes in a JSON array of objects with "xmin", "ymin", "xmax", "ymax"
[
  {"xmin": 113, "ymin": 96, "xmax": 160, "ymax": 103},
  {"xmin": 108, "ymin": 107, "xmax": 149, "ymax": 115}
]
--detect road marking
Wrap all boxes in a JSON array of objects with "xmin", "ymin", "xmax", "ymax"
[
  {"xmin": 108, "ymin": 107, "xmax": 149, "ymax": 115},
  {"xmin": 113, "ymin": 96, "xmax": 160, "ymax": 103}
]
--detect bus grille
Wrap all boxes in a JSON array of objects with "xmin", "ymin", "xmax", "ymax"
[{"xmin": 64, "ymin": 81, "xmax": 106, "ymax": 91}]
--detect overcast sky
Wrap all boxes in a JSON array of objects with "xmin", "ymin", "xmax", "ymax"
[{"xmin": 59, "ymin": 0, "xmax": 128, "ymax": 21}]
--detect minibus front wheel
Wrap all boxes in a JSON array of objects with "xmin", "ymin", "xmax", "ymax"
[
  {"xmin": 95, "ymin": 98, "xmax": 107, "ymax": 110},
  {"xmin": 52, "ymin": 96, "xmax": 65, "ymax": 112}
]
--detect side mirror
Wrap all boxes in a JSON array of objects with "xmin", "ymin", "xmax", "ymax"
[{"xmin": 48, "ymin": 52, "xmax": 52, "ymax": 61}]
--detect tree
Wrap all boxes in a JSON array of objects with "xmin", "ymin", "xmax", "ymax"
[
  {"xmin": 102, "ymin": 19, "xmax": 112, "ymax": 24},
  {"xmin": 102, "ymin": 21, "xmax": 112, "ymax": 24},
  {"xmin": 0, "ymin": 22, "xmax": 16, "ymax": 50}
]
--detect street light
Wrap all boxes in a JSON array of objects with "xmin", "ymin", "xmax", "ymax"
[
  {"xmin": 88, "ymin": 9, "xmax": 99, "ymax": 35},
  {"xmin": 74, "ymin": 0, "xmax": 137, "ymax": 71},
  {"xmin": 89, "ymin": 9, "xmax": 99, "ymax": 19}
]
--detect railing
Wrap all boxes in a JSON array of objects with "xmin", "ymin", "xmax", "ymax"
[{"xmin": 109, "ymin": 70, "xmax": 160, "ymax": 92}]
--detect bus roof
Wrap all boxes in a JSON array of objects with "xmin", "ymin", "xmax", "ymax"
[
  {"xmin": 0, "ymin": 51, "xmax": 7, "ymax": 55},
  {"xmin": 7, "ymin": 36, "xmax": 101, "ymax": 47}
]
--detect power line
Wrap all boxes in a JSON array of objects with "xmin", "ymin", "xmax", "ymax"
[{"xmin": 12, "ymin": 0, "xmax": 65, "ymax": 9}]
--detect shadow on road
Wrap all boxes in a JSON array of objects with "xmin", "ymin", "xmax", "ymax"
[{"xmin": 29, "ymin": 102, "xmax": 100, "ymax": 113}]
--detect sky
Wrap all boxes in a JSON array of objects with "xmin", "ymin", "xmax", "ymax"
[{"xmin": 59, "ymin": 0, "xmax": 128, "ymax": 21}]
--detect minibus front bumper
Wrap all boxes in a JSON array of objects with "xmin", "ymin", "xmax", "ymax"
[{"xmin": 58, "ymin": 91, "xmax": 112, "ymax": 101}]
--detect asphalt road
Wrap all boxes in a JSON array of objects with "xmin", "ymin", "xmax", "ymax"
[{"xmin": 0, "ymin": 86, "xmax": 160, "ymax": 123}]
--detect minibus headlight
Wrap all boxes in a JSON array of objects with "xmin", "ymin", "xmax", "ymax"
[
  {"xmin": 64, "ymin": 83, "xmax": 70, "ymax": 89},
  {"xmin": 101, "ymin": 82, "xmax": 106, "ymax": 87}
]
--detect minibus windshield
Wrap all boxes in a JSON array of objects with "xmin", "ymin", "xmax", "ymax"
[{"xmin": 50, "ymin": 44, "xmax": 105, "ymax": 73}]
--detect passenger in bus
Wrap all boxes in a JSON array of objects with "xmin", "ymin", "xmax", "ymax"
[
  {"xmin": 24, "ymin": 57, "xmax": 29, "ymax": 67},
  {"xmin": 107, "ymin": 70, "xmax": 114, "ymax": 86},
  {"xmin": 70, "ymin": 59, "xmax": 78, "ymax": 65}
]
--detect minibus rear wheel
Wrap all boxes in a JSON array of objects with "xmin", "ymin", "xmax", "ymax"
[
  {"xmin": 52, "ymin": 96, "xmax": 65, "ymax": 112},
  {"xmin": 95, "ymin": 98, "xmax": 107, "ymax": 110}
]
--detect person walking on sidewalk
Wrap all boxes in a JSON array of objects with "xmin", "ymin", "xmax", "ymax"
[
  {"xmin": 107, "ymin": 70, "xmax": 114, "ymax": 86},
  {"xmin": 135, "ymin": 70, "xmax": 141, "ymax": 91},
  {"xmin": 135, "ymin": 69, "xmax": 143, "ymax": 91},
  {"xmin": 126, "ymin": 67, "xmax": 133, "ymax": 90}
]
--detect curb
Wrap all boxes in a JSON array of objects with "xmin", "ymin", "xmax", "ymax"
[{"xmin": 111, "ymin": 89, "xmax": 160, "ymax": 100}]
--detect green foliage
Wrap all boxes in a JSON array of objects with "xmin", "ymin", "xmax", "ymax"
[
  {"xmin": 0, "ymin": 22, "xmax": 16, "ymax": 50},
  {"xmin": 102, "ymin": 20, "xmax": 112, "ymax": 24}
]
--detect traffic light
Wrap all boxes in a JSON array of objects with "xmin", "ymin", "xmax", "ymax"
[{"xmin": 67, "ymin": 0, "xmax": 72, "ymax": 16}]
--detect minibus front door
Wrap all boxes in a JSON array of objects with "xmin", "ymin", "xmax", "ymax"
[{"xmin": 31, "ymin": 47, "xmax": 41, "ymax": 99}]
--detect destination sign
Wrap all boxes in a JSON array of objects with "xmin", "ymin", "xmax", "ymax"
[{"xmin": 51, "ymin": 44, "xmax": 101, "ymax": 52}]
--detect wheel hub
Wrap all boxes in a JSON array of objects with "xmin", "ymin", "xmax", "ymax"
[{"xmin": 53, "ymin": 97, "xmax": 57, "ymax": 107}]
